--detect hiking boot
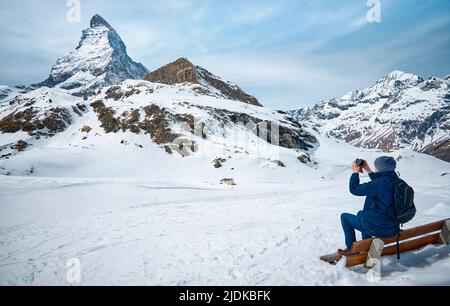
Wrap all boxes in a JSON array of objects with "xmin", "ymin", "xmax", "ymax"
[{"xmin": 337, "ymin": 249, "xmax": 351, "ymax": 257}]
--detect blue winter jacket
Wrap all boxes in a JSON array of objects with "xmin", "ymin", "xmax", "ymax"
[{"xmin": 349, "ymin": 171, "xmax": 399, "ymax": 237}]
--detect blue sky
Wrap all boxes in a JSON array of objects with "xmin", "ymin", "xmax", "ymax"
[{"xmin": 0, "ymin": 0, "xmax": 449, "ymax": 109}]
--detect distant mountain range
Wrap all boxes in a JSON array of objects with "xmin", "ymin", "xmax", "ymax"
[{"xmin": 292, "ymin": 70, "xmax": 450, "ymax": 162}]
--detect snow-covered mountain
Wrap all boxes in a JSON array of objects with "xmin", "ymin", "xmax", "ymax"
[
  {"xmin": 145, "ymin": 58, "xmax": 262, "ymax": 107},
  {"xmin": 39, "ymin": 15, "xmax": 148, "ymax": 93},
  {"xmin": 0, "ymin": 15, "xmax": 316, "ymax": 177},
  {"xmin": 293, "ymin": 70, "xmax": 450, "ymax": 162},
  {"xmin": 0, "ymin": 78, "xmax": 317, "ymax": 177}
]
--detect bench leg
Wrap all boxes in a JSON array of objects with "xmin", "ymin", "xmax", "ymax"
[
  {"xmin": 365, "ymin": 238, "xmax": 384, "ymax": 269},
  {"xmin": 438, "ymin": 220, "xmax": 450, "ymax": 245}
]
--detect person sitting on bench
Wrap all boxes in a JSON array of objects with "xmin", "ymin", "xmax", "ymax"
[{"xmin": 338, "ymin": 156, "xmax": 400, "ymax": 256}]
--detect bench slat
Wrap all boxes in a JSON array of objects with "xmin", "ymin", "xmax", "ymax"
[
  {"xmin": 346, "ymin": 233, "xmax": 441, "ymax": 267},
  {"xmin": 381, "ymin": 233, "xmax": 441, "ymax": 256},
  {"xmin": 382, "ymin": 221, "xmax": 445, "ymax": 246},
  {"xmin": 346, "ymin": 253, "xmax": 368, "ymax": 268},
  {"xmin": 349, "ymin": 219, "xmax": 447, "ymax": 254}
]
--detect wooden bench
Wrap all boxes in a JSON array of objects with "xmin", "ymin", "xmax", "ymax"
[{"xmin": 346, "ymin": 218, "xmax": 450, "ymax": 268}]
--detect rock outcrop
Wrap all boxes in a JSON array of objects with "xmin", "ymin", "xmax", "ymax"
[{"xmin": 145, "ymin": 58, "xmax": 262, "ymax": 107}]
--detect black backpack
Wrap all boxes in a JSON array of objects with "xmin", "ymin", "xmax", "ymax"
[
  {"xmin": 388, "ymin": 176, "xmax": 416, "ymax": 260},
  {"xmin": 389, "ymin": 177, "xmax": 416, "ymax": 224}
]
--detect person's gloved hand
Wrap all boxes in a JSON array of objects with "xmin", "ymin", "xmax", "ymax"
[
  {"xmin": 352, "ymin": 161, "xmax": 362, "ymax": 173},
  {"xmin": 361, "ymin": 161, "xmax": 374, "ymax": 173}
]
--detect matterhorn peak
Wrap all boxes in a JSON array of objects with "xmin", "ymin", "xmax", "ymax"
[
  {"xmin": 39, "ymin": 14, "xmax": 148, "ymax": 92},
  {"xmin": 90, "ymin": 14, "xmax": 113, "ymax": 29}
]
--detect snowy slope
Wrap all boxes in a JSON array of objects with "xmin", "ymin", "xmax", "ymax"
[
  {"xmin": 39, "ymin": 15, "xmax": 148, "ymax": 92},
  {"xmin": 0, "ymin": 79, "xmax": 316, "ymax": 177},
  {"xmin": 0, "ymin": 133, "xmax": 449, "ymax": 285},
  {"xmin": 293, "ymin": 71, "xmax": 450, "ymax": 162}
]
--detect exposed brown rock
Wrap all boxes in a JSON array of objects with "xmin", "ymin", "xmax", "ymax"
[
  {"xmin": 81, "ymin": 125, "xmax": 92, "ymax": 133},
  {"xmin": 96, "ymin": 106, "xmax": 120, "ymax": 133},
  {"xmin": 174, "ymin": 114, "xmax": 207, "ymax": 139},
  {"xmin": 0, "ymin": 112, "xmax": 22, "ymax": 133},
  {"xmin": 43, "ymin": 108, "xmax": 72, "ymax": 133},
  {"xmin": 90, "ymin": 100, "xmax": 106, "ymax": 112},
  {"xmin": 89, "ymin": 99, "xmax": 204, "ymax": 157},
  {"xmin": 212, "ymin": 158, "xmax": 226, "ymax": 168},
  {"xmin": 271, "ymin": 160, "xmax": 286, "ymax": 167},
  {"xmin": 0, "ymin": 107, "xmax": 71, "ymax": 136},
  {"xmin": 11, "ymin": 140, "xmax": 29, "ymax": 152},
  {"xmin": 139, "ymin": 105, "xmax": 179, "ymax": 144},
  {"xmin": 164, "ymin": 145, "xmax": 173, "ymax": 155},
  {"xmin": 145, "ymin": 58, "xmax": 198, "ymax": 85},
  {"xmin": 104, "ymin": 85, "xmax": 143, "ymax": 101},
  {"xmin": 72, "ymin": 103, "xmax": 87, "ymax": 116},
  {"xmin": 419, "ymin": 138, "xmax": 450, "ymax": 162},
  {"xmin": 298, "ymin": 155, "xmax": 311, "ymax": 164},
  {"xmin": 0, "ymin": 153, "xmax": 12, "ymax": 159},
  {"xmin": 105, "ymin": 86, "xmax": 125, "ymax": 101},
  {"xmin": 144, "ymin": 58, "xmax": 262, "ymax": 107},
  {"xmin": 120, "ymin": 109, "xmax": 141, "ymax": 134},
  {"xmin": 220, "ymin": 178, "xmax": 236, "ymax": 186}
]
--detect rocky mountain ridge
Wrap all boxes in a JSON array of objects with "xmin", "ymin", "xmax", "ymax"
[
  {"xmin": 145, "ymin": 58, "xmax": 262, "ymax": 107},
  {"xmin": 292, "ymin": 70, "xmax": 450, "ymax": 162}
]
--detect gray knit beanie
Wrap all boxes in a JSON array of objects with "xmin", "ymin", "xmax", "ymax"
[{"xmin": 374, "ymin": 156, "xmax": 397, "ymax": 172}]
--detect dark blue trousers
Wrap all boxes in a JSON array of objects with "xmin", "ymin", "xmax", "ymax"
[{"xmin": 341, "ymin": 213, "xmax": 372, "ymax": 249}]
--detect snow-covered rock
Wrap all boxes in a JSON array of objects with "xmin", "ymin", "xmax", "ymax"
[
  {"xmin": 39, "ymin": 14, "xmax": 148, "ymax": 92},
  {"xmin": 293, "ymin": 71, "xmax": 450, "ymax": 162},
  {"xmin": 0, "ymin": 85, "xmax": 24, "ymax": 102},
  {"xmin": 0, "ymin": 86, "xmax": 13, "ymax": 101}
]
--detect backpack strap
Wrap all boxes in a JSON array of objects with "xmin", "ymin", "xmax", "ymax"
[{"xmin": 396, "ymin": 224, "xmax": 402, "ymax": 260}]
